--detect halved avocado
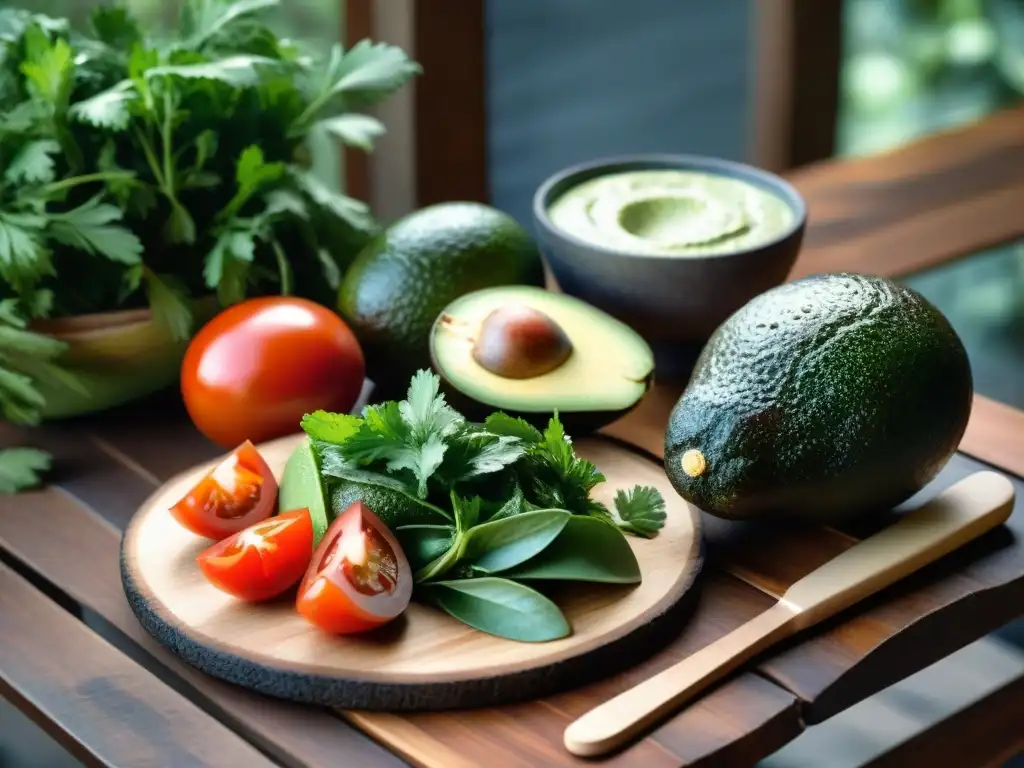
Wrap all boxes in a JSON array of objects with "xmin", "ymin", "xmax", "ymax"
[{"xmin": 429, "ymin": 285, "xmax": 654, "ymax": 432}]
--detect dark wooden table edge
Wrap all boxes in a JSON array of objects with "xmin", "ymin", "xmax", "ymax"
[{"xmin": 863, "ymin": 672, "xmax": 1024, "ymax": 768}]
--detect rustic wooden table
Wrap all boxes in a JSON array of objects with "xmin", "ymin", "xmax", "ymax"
[{"xmin": 3, "ymin": 107, "xmax": 1024, "ymax": 768}]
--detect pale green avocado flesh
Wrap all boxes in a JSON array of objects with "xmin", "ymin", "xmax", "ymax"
[
  {"xmin": 430, "ymin": 286, "xmax": 654, "ymax": 420},
  {"xmin": 279, "ymin": 440, "xmax": 331, "ymax": 545},
  {"xmin": 547, "ymin": 169, "xmax": 795, "ymax": 257}
]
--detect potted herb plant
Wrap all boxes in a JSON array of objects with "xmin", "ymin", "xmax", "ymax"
[{"xmin": 0, "ymin": 1, "xmax": 419, "ymax": 490}]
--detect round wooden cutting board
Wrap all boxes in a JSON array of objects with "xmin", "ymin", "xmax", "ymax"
[{"xmin": 121, "ymin": 434, "xmax": 703, "ymax": 711}]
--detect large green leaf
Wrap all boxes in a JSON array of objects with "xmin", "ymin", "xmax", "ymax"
[
  {"xmin": 461, "ymin": 508, "xmax": 570, "ymax": 574},
  {"xmin": 146, "ymin": 55, "xmax": 279, "ymax": 87},
  {"xmin": 48, "ymin": 197, "xmax": 143, "ymax": 265},
  {"xmin": 420, "ymin": 577, "xmax": 571, "ymax": 642},
  {"xmin": 500, "ymin": 515, "xmax": 642, "ymax": 584}
]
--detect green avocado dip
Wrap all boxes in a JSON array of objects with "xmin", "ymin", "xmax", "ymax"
[{"xmin": 546, "ymin": 169, "xmax": 795, "ymax": 257}]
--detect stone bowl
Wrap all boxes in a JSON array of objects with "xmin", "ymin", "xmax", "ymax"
[{"xmin": 532, "ymin": 154, "xmax": 807, "ymax": 379}]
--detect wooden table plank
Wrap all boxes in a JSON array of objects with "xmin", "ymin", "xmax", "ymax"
[
  {"xmin": 864, "ymin": 673, "xmax": 1024, "ymax": 768},
  {"xmin": 341, "ymin": 573, "xmax": 801, "ymax": 768},
  {"xmin": 960, "ymin": 395, "xmax": 1024, "ymax": 480},
  {"xmin": 751, "ymin": 453, "xmax": 1024, "ymax": 722},
  {"xmin": 606, "ymin": 383, "xmax": 1024, "ymax": 722},
  {"xmin": 1, "ymin": 419, "xmax": 804, "ymax": 767},
  {"xmin": 0, "ymin": 486, "xmax": 407, "ymax": 768},
  {"xmin": 4, "ymin": 104, "xmax": 1024, "ymax": 768},
  {"xmin": 0, "ymin": 559, "xmax": 279, "ymax": 768},
  {"xmin": 788, "ymin": 104, "xmax": 1024, "ymax": 280}
]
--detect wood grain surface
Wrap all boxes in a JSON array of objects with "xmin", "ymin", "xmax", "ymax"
[
  {"xmin": 864, "ymin": 673, "xmax": 1024, "ymax": 768},
  {"xmin": 0, "ymin": 559, "xmax": 277, "ymax": 768},
  {"xmin": 787, "ymin": 104, "xmax": 1024, "ymax": 281},
  {"xmin": 604, "ymin": 381, "xmax": 1024, "ymax": 723},
  {"xmin": 0, "ymin": 410, "xmax": 804, "ymax": 767},
  {"xmin": 564, "ymin": 471, "xmax": 1016, "ymax": 757},
  {"xmin": 4, "ymin": 106, "xmax": 1024, "ymax": 766},
  {"xmin": 0, "ymin": 485, "xmax": 406, "ymax": 768},
  {"xmin": 121, "ymin": 435, "xmax": 703, "ymax": 710}
]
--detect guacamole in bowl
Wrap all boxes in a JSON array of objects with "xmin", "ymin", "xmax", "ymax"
[
  {"xmin": 546, "ymin": 169, "xmax": 796, "ymax": 258},
  {"xmin": 533, "ymin": 155, "xmax": 806, "ymax": 378}
]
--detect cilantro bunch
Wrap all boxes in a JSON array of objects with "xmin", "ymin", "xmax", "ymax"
[
  {"xmin": 0, "ymin": 1, "xmax": 419, "ymax": 490},
  {"xmin": 301, "ymin": 370, "xmax": 667, "ymax": 642}
]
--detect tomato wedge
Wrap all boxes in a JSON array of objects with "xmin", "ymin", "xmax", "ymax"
[
  {"xmin": 296, "ymin": 500, "xmax": 412, "ymax": 634},
  {"xmin": 197, "ymin": 508, "xmax": 314, "ymax": 601},
  {"xmin": 170, "ymin": 440, "xmax": 278, "ymax": 539}
]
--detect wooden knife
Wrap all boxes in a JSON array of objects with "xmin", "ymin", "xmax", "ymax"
[{"xmin": 563, "ymin": 470, "xmax": 1016, "ymax": 757}]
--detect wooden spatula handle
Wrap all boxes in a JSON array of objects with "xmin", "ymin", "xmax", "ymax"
[
  {"xmin": 563, "ymin": 470, "xmax": 1015, "ymax": 758},
  {"xmin": 781, "ymin": 471, "xmax": 1015, "ymax": 629}
]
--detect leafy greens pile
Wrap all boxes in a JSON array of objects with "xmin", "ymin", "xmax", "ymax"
[
  {"xmin": 0, "ymin": 0, "xmax": 419, "ymax": 489},
  {"xmin": 301, "ymin": 370, "xmax": 667, "ymax": 642}
]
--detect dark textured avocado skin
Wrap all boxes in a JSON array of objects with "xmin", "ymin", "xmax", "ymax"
[
  {"xmin": 338, "ymin": 202, "xmax": 546, "ymax": 398},
  {"xmin": 664, "ymin": 273, "xmax": 973, "ymax": 523}
]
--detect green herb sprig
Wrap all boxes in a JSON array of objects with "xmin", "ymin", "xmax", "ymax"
[
  {"xmin": 0, "ymin": 1, "xmax": 419, "ymax": 491},
  {"xmin": 301, "ymin": 370, "xmax": 667, "ymax": 642}
]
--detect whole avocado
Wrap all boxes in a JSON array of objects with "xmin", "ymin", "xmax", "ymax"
[
  {"xmin": 338, "ymin": 202, "xmax": 546, "ymax": 394},
  {"xmin": 664, "ymin": 273, "xmax": 972, "ymax": 523}
]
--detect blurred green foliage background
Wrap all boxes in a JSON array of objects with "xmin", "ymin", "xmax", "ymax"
[
  {"xmin": 18, "ymin": 0, "xmax": 341, "ymax": 48},
  {"xmin": 16, "ymin": 0, "xmax": 347, "ymax": 189}
]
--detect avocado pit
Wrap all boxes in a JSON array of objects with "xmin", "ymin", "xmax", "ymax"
[{"xmin": 466, "ymin": 304, "xmax": 573, "ymax": 379}]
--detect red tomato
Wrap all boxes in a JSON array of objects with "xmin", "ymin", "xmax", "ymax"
[
  {"xmin": 197, "ymin": 508, "xmax": 314, "ymax": 601},
  {"xmin": 169, "ymin": 441, "xmax": 278, "ymax": 539},
  {"xmin": 296, "ymin": 500, "xmax": 413, "ymax": 634},
  {"xmin": 182, "ymin": 296, "xmax": 365, "ymax": 448}
]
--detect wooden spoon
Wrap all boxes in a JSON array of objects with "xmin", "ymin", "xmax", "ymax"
[{"xmin": 563, "ymin": 470, "xmax": 1016, "ymax": 757}]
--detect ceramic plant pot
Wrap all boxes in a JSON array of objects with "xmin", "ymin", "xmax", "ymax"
[{"xmin": 30, "ymin": 298, "xmax": 220, "ymax": 420}]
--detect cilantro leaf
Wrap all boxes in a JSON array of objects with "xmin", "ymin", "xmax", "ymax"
[
  {"xmin": 329, "ymin": 371, "xmax": 469, "ymax": 498},
  {"xmin": 0, "ymin": 447, "xmax": 50, "ymax": 494},
  {"xmin": 147, "ymin": 55, "xmax": 278, "ymax": 87},
  {"xmin": 0, "ymin": 320, "xmax": 65, "ymax": 361},
  {"xmin": 516, "ymin": 413, "xmax": 605, "ymax": 515},
  {"xmin": 0, "ymin": 366, "xmax": 47, "ymax": 423},
  {"xmin": 315, "ymin": 443, "xmax": 411, "ymax": 494},
  {"xmin": 487, "ymin": 484, "xmax": 528, "ymax": 522},
  {"xmin": 343, "ymin": 400, "xmax": 411, "ymax": 463},
  {"xmin": 0, "ymin": 298, "xmax": 74, "ymax": 426},
  {"xmin": 340, "ymin": 398, "xmax": 449, "ymax": 499},
  {"xmin": 483, "ymin": 413, "xmax": 542, "ymax": 444},
  {"xmin": 4, "ymin": 140, "xmax": 60, "ymax": 185},
  {"xmin": 400, "ymin": 369, "xmax": 462, "ymax": 442},
  {"xmin": 317, "ymin": 247, "xmax": 342, "ymax": 290},
  {"xmin": 48, "ymin": 197, "xmax": 143, "ymax": 264},
  {"xmin": 180, "ymin": 0, "xmax": 280, "ymax": 51},
  {"xmin": 0, "ymin": 101, "xmax": 47, "ymax": 134},
  {"xmin": 437, "ymin": 426, "xmax": 526, "ymax": 485},
  {"xmin": 220, "ymin": 145, "xmax": 285, "ymax": 219},
  {"xmin": 204, "ymin": 226, "xmax": 255, "ymax": 304},
  {"xmin": 451, "ymin": 491, "xmax": 481, "ymax": 533},
  {"xmin": 464, "ymin": 434, "xmax": 525, "ymax": 475},
  {"xmin": 609, "ymin": 486, "xmax": 667, "ymax": 538},
  {"xmin": 68, "ymin": 80, "xmax": 134, "ymax": 130},
  {"xmin": 20, "ymin": 32, "xmax": 73, "ymax": 106},
  {"xmin": 313, "ymin": 114, "xmax": 385, "ymax": 151},
  {"xmin": 90, "ymin": 6, "xmax": 142, "ymax": 50},
  {"xmin": 301, "ymin": 410, "xmax": 362, "ymax": 444},
  {"xmin": 0, "ymin": 211, "xmax": 52, "ymax": 293},
  {"xmin": 294, "ymin": 169, "xmax": 377, "ymax": 234},
  {"xmin": 142, "ymin": 270, "xmax": 193, "ymax": 341},
  {"xmin": 318, "ymin": 40, "xmax": 422, "ymax": 107}
]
